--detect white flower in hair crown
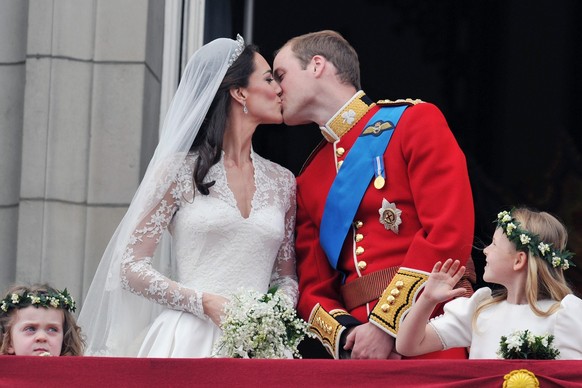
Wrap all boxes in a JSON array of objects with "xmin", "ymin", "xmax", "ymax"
[
  {"xmin": 228, "ymin": 34, "xmax": 245, "ymax": 66},
  {"xmin": 496, "ymin": 209, "xmax": 575, "ymax": 270},
  {"xmin": 0, "ymin": 288, "xmax": 76, "ymax": 314}
]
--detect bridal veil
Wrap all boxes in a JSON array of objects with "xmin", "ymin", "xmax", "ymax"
[{"xmin": 78, "ymin": 36, "xmax": 245, "ymax": 356}]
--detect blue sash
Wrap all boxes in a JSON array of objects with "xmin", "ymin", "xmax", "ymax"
[{"xmin": 320, "ymin": 105, "xmax": 408, "ymax": 270}]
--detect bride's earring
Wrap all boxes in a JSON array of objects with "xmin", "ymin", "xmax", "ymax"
[{"xmin": 243, "ymin": 101, "xmax": 248, "ymax": 114}]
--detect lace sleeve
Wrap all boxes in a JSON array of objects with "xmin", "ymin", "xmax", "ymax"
[
  {"xmin": 270, "ymin": 173, "xmax": 299, "ymax": 306},
  {"xmin": 120, "ymin": 172, "xmax": 206, "ymax": 319}
]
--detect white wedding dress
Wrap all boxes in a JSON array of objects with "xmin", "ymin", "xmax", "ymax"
[{"xmin": 119, "ymin": 150, "xmax": 298, "ymax": 357}]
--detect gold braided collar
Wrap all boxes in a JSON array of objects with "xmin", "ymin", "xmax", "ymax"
[{"xmin": 320, "ymin": 91, "xmax": 375, "ymax": 143}]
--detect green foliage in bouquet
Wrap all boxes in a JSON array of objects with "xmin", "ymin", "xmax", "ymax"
[{"xmin": 497, "ymin": 329, "xmax": 560, "ymax": 360}]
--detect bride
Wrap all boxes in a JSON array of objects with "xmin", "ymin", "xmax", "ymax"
[{"xmin": 78, "ymin": 35, "xmax": 298, "ymax": 357}]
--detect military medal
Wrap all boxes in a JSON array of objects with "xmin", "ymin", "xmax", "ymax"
[
  {"xmin": 374, "ymin": 176, "xmax": 385, "ymax": 189},
  {"xmin": 373, "ymin": 156, "xmax": 385, "ymax": 190},
  {"xmin": 378, "ymin": 198, "xmax": 402, "ymax": 234}
]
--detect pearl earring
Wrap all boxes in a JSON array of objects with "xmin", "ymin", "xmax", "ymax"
[{"xmin": 243, "ymin": 101, "xmax": 248, "ymax": 114}]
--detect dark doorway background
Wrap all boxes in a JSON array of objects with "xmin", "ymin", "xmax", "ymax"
[{"xmin": 210, "ymin": 0, "xmax": 582, "ymax": 293}]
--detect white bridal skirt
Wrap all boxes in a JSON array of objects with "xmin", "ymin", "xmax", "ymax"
[{"xmin": 137, "ymin": 309, "xmax": 223, "ymax": 358}]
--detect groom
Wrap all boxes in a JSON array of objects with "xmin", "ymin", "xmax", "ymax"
[{"xmin": 273, "ymin": 30, "xmax": 475, "ymax": 359}]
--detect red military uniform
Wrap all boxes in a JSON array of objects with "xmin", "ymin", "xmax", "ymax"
[{"xmin": 296, "ymin": 91, "xmax": 475, "ymax": 358}]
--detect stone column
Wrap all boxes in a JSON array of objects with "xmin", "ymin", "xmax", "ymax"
[
  {"xmin": 0, "ymin": 0, "xmax": 28, "ymax": 292},
  {"xmin": 16, "ymin": 0, "xmax": 164, "ymax": 303}
]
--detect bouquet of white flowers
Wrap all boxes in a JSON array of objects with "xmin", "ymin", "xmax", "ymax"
[
  {"xmin": 213, "ymin": 287, "xmax": 311, "ymax": 359},
  {"xmin": 497, "ymin": 329, "xmax": 560, "ymax": 360}
]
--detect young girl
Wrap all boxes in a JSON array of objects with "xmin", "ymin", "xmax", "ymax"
[
  {"xmin": 0, "ymin": 284, "xmax": 84, "ymax": 356},
  {"xmin": 396, "ymin": 207, "xmax": 582, "ymax": 359}
]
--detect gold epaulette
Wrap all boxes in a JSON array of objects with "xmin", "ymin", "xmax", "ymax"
[
  {"xmin": 308, "ymin": 304, "xmax": 347, "ymax": 359},
  {"xmin": 368, "ymin": 268, "xmax": 429, "ymax": 336},
  {"xmin": 376, "ymin": 98, "xmax": 424, "ymax": 106}
]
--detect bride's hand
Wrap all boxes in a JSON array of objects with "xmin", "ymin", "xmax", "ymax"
[{"xmin": 202, "ymin": 293, "xmax": 229, "ymax": 326}]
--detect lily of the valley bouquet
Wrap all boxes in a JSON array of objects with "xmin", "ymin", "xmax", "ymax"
[
  {"xmin": 497, "ymin": 329, "xmax": 560, "ymax": 359},
  {"xmin": 214, "ymin": 287, "xmax": 310, "ymax": 358}
]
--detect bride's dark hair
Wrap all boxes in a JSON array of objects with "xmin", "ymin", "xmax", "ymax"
[{"xmin": 190, "ymin": 44, "xmax": 258, "ymax": 195}]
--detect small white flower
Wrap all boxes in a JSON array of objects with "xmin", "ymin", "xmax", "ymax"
[
  {"xmin": 505, "ymin": 331, "xmax": 523, "ymax": 350},
  {"xmin": 11, "ymin": 294, "xmax": 19, "ymax": 304},
  {"xmin": 519, "ymin": 234, "xmax": 531, "ymax": 245},
  {"xmin": 562, "ymin": 261, "xmax": 570, "ymax": 270},
  {"xmin": 506, "ymin": 223, "xmax": 516, "ymax": 235},
  {"xmin": 552, "ymin": 256, "xmax": 561, "ymax": 268},
  {"xmin": 538, "ymin": 242, "xmax": 550, "ymax": 256},
  {"xmin": 0, "ymin": 301, "xmax": 7, "ymax": 312},
  {"xmin": 30, "ymin": 295, "xmax": 41, "ymax": 304},
  {"xmin": 526, "ymin": 331, "xmax": 536, "ymax": 345},
  {"xmin": 49, "ymin": 297, "xmax": 59, "ymax": 308}
]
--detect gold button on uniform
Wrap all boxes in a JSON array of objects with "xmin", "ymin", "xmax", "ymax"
[
  {"xmin": 355, "ymin": 233, "xmax": 363, "ymax": 242},
  {"xmin": 386, "ymin": 295, "xmax": 395, "ymax": 304},
  {"xmin": 395, "ymin": 281, "xmax": 404, "ymax": 289},
  {"xmin": 355, "ymin": 246, "xmax": 364, "ymax": 255},
  {"xmin": 336, "ymin": 147, "xmax": 345, "ymax": 157},
  {"xmin": 337, "ymin": 160, "xmax": 344, "ymax": 169},
  {"xmin": 357, "ymin": 261, "xmax": 367, "ymax": 270},
  {"xmin": 381, "ymin": 304, "xmax": 390, "ymax": 312},
  {"xmin": 390, "ymin": 288, "xmax": 400, "ymax": 297},
  {"xmin": 354, "ymin": 221, "xmax": 363, "ymax": 229}
]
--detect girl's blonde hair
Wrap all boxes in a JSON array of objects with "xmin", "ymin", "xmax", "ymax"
[
  {"xmin": 0, "ymin": 284, "xmax": 85, "ymax": 355},
  {"xmin": 474, "ymin": 207, "xmax": 573, "ymax": 327}
]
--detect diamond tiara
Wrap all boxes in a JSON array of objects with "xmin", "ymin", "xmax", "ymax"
[{"xmin": 228, "ymin": 34, "xmax": 245, "ymax": 66}]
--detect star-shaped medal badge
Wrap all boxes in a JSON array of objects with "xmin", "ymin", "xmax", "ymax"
[{"xmin": 378, "ymin": 199, "xmax": 402, "ymax": 234}]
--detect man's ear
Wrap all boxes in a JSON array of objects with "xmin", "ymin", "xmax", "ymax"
[
  {"xmin": 229, "ymin": 87, "xmax": 246, "ymax": 104},
  {"xmin": 311, "ymin": 55, "xmax": 325, "ymax": 76},
  {"xmin": 513, "ymin": 251, "xmax": 528, "ymax": 271}
]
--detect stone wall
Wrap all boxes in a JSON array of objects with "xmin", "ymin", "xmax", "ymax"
[{"xmin": 0, "ymin": 0, "xmax": 165, "ymax": 304}]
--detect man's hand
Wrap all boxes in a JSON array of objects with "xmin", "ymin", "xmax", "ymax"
[{"xmin": 343, "ymin": 322, "xmax": 399, "ymax": 359}]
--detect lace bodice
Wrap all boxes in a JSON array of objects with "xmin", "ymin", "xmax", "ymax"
[{"xmin": 120, "ymin": 151, "xmax": 298, "ymax": 319}]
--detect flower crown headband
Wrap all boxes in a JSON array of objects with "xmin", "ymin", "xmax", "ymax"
[
  {"xmin": 496, "ymin": 210, "xmax": 575, "ymax": 270},
  {"xmin": 0, "ymin": 288, "xmax": 76, "ymax": 314}
]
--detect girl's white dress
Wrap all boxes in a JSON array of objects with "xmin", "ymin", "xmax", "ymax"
[
  {"xmin": 120, "ymin": 151, "xmax": 298, "ymax": 357},
  {"xmin": 429, "ymin": 287, "xmax": 582, "ymax": 359}
]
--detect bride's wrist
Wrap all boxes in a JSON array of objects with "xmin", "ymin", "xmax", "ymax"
[{"xmin": 201, "ymin": 292, "xmax": 212, "ymax": 312}]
